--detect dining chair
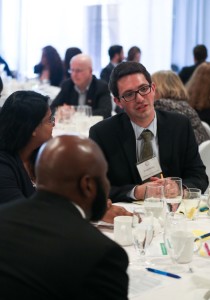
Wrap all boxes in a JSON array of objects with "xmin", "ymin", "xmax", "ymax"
[
  {"xmin": 199, "ymin": 140, "xmax": 210, "ymax": 192},
  {"xmin": 201, "ymin": 121, "xmax": 210, "ymax": 138}
]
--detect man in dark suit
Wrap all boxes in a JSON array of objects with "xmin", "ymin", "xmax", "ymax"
[
  {"xmin": 100, "ymin": 45, "xmax": 124, "ymax": 84},
  {"xmin": 89, "ymin": 62, "xmax": 208, "ymax": 203},
  {"xmin": 51, "ymin": 53, "xmax": 112, "ymax": 119},
  {"xmin": 0, "ymin": 135, "xmax": 129, "ymax": 299},
  {"xmin": 179, "ymin": 44, "xmax": 208, "ymax": 84}
]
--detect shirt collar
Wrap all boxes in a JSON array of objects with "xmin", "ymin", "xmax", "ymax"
[
  {"xmin": 131, "ymin": 112, "xmax": 157, "ymax": 139},
  {"xmin": 72, "ymin": 202, "xmax": 86, "ymax": 219},
  {"xmin": 74, "ymin": 78, "xmax": 92, "ymax": 94}
]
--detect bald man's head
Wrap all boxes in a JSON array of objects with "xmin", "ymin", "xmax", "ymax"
[
  {"xmin": 70, "ymin": 54, "xmax": 93, "ymax": 91},
  {"xmin": 35, "ymin": 135, "xmax": 110, "ymax": 221}
]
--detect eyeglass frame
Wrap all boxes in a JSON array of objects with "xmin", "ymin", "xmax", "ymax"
[
  {"xmin": 70, "ymin": 68, "xmax": 88, "ymax": 74},
  {"xmin": 48, "ymin": 115, "xmax": 55, "ymax": 124},
  {"xmin": 118, "ymin": 84, "xmax": 152, "ymax": 102}
]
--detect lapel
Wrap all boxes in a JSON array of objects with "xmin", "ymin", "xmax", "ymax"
[
  {"xmin": 117, "ymin": 113, "xmax": 141, "ymax": 182},
  {"xmin": 156, "ymin": 110, "xmax": 173, "ymax": 176},
  {"xmin": 86, "ymin": 76, "xmax": 95, "ymax": 106}
]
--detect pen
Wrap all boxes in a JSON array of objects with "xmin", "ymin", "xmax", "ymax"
[
  {"xmin": 204, "ymin": 242, "xmax": 210, "ymax": 256},
  {"xmin": 146, "ymin": 268, "xmax": 181, "ymax": 279},
  {"xmin": 194, "ymin": 232, "xmax": 210, "ymax": 242},
  {"xmin": 199, "ymin": 206, "xmax": 209, "ymax": 212}
]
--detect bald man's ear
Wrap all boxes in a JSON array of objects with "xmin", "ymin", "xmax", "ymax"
[{"xmin": 79, "ymin": 175, "xmax": 97, "ymax": 200}]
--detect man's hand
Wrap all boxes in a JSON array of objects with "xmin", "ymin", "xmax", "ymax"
[
  {"xmin": 101, "ymin": 199, "xmax": 132, "ymax": 224},
  {"xmin": 134, "ymin": 177, "xmax": 165, "ymax": 200}
]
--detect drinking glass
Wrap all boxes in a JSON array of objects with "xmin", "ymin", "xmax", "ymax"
[
  {"xmin": 206, "ymin": 188, "xmax": 210, "ymax": 216},
  {"xmin": 183, "ymin": 188, "xmax": 201, "ymax": 220},
  {"xmin": 164, "ymin": 177, "xmax": 183, "ymax": 213},
  {"xmin": 55, "ymin": 105, "xmax": 76, "ymax": 131},
  {"xmin": 76, "ymin": 105, "xmax": 92, "ymax": 117},
  {"xmin": 132, "ymin": 207, "xmax": 154, "ymax": 265},
  {"xmin": 164, "ymin": 213, "xmax": 187, "ymax": 272},
  {"xmin": 144, "ymin": 184, "xmax": 164, "ymax": 227}
]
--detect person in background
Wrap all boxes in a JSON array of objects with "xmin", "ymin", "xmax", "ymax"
[
  {"xmin": 127, "ymin": 46, "xmax": 141, "ymax": 63},
  {"xmin": 34, "ymin": 45, "xmax": 64, "ymax": 87},
  {"xmin": 0, "ymin": 91, "xmax": 54, "ymax": 203},
  {"xmin": 89, "ymin": 61, "xmax": 208, "ymax": 203},
  {"xmin": 64, "ymin": 47, "xmax": 82, "ymax": 79},
  {"xmin": 152, "ymin": 70, "xmax": 209, "ymax": 145},
  {"xmin": 179, "ymin": 44, "xmax": 208, "ymax": 84},
  {"xmin": 0, "ymin": 76, "xmax": 3, "ymax": 94},
  {"xmin": 100, "ymin": 45, "xmax": 124, "ymax": 84},
  {"xmin": 51, "ymin": 53, "xmax": 112, "ymax": 119},
  {"xmin": 0, "ymin": 84, "xmax": 131, "ymax": 221},
  {"xmin": 0, "ymin": 135, "xmax": 129, "ymax": 299},
  {"xmin": 0, "ymin": 76, "xmax": 3, "ymax": 110},
  {"xmin": 0, "ymin": 55, "xmax": 13, "ymax": 77},
  {"xmin": 186, "ymin": 62, "xmax": 210, "ymax": 126}
]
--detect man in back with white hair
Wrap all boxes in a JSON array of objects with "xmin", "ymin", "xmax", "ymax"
[{"xmin": 51, "ymin": 53, "xmax": 112, "ymax": 119}]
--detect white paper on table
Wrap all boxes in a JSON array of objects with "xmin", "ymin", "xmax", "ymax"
[
  {"xmin": 141, "ymin": 272, "xmax": 210, "ymax": 300},
  {"xmin": 128, "ymin": 268, "xmax": 162, "ymax": 299}
]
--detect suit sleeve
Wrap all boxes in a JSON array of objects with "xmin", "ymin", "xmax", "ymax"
[
  {"xmin": 83, "ymin": 244, "xmax": 129, "ymax": 300},
  {"xmin": 178, "ymin": 67, "xmax": 190, "ymax": 84},
  {"xmin": 91, "ymin": 81, "xmax": 112, "ymax": 119},
  {"xmin": 89, "ymin": 125, "xmax": 135, "ymax": 203},
  {"xmin": 50, "ymin": 85, "xmax": 67, "ymax": 112},
  {"xmin": 100, "ymin": 69, "xmax": 110, "ymax": 84}
]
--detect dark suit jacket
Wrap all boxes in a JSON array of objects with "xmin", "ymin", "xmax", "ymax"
[
  {"xmin": 196, "ymin": 108, "xmax": 210, "ymax": 126},
  {"xmin": 89, "ymin": 111, "xmax": 208, "ymax": 202},
  {"xmin": 179, "ymin": 62, "xmax": 203, "ymax": 84},
  {"xmin": 50, "ymin": 75, "xmax": 112, "ymax": 119},
  {"xmin": 0, "ymin": 190, "xmax": 129, "ymax": 299},
  {"xmin": 100, "ymin": 62, "xmax": 114, "ymax": 84},
  {"xmin": 0, "ymin": 151, "xmax": 35, "ymax": 204}
]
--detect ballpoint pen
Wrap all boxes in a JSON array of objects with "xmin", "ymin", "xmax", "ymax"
[
  {"xmin": 146, "ymin": 268, "xmax": 181, "ymax": 279},
  {"xmin": 194, "ymin": 232, "xmax": 210, "ymax": 242},
  {"xmin": 204, "ymin": 242, "xmax": 210, "ymax": 256}
]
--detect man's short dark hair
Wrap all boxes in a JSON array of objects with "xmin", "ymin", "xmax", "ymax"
[
  {"xmin": 193, "ymin": 44, "xmax": 208, "ymax": 62},
  {"xmin": 108, "ymin": 45, "xmax": 123, "ymax": 60},
  {"xmin": 109, "ymin": 61, "xmax": 152, "ymax": 98}
]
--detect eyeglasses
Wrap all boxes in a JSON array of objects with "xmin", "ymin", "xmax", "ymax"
[
  {"xmin": 119, "ymin": 84, "xmax": 151, "ymax": 102},
  {"xmin": 70, "ymin": 68, "xmax": 87, "ymax": 74},
  {"xmin": 48, "ymin": 115, "xmax": 55, "ymax": 124}
]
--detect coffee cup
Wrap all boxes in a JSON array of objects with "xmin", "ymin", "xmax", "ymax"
[
  {"xmin": 114, "ymin": 216, "xmax": 133, "ymax": 246},
  {"xmin": 170, "ymin": 230, "xmax": 202, "ymax": 263}
]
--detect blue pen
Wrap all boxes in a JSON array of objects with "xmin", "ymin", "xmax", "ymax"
[
  {"xmin": 194, "ymin": 232, "xmax": 210, "ymax": 242},
  {"xmin": 146, "ymin": 268, "xmax": 181, "ymax": 279}
]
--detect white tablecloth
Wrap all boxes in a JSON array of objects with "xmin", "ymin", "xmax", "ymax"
[{"xmin": 100, "ymin": 202, "xmax": 210, "ymax": 299}]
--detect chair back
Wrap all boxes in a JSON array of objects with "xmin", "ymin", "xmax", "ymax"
[
  {"xmin": 199, "ymin": 140, "xmax": 210, "ymax": 192},
  {"xmin": 201, "ymin": 121, "xmax": 210, "ymax": 138}
]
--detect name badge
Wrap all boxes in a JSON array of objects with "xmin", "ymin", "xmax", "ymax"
[{"xmin": 137, "ymin": 157, "xmax": 162, "ymax": 181}]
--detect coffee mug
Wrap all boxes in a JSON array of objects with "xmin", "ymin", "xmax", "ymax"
[
  {"xmin": 170, "ymin": 231, "xmax": 202, "ymax": 263},
  {"xmin": 114, "ymin": 216, "xmax": 133, "ymax": 246}
]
